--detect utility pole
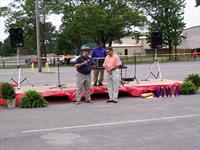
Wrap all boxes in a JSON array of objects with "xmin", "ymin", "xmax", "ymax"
[{"xmin": 35, "ymin": 0, "xmax": 42, "ymax": 72}]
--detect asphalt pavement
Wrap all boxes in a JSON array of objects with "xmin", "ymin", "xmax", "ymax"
[
  {"xmin": 0, "ymin": 95, "xmax": 200, "ymax": 150},
  {"xmin": 0, "ymin": 61, "xmax": 200, "ymax": 86}
]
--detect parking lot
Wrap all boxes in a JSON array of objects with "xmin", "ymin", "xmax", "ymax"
[
  {"xmin": 0, "ymin": 61, "xmax": 199, "ymax": 86},
  {"xmin": 0, "ymin": 61, "xmax": 200, "ymax": 150}
]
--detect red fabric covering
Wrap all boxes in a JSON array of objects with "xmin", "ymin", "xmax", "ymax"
[
  {"xmin": 0, "ymin": 98, "xmax": 4, "ymax": 105},
  {"xmin": 0, "ymin": 82, "xmax": 180, "ymax": 105}
]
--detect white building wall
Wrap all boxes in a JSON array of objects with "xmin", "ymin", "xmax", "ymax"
[
  {"xmin": 112, "ymin": 46, "xmax": 142, "ymax": 55},
  {"xmin": 179, "ymin": 26, "xmax": 200, "ymax": 49},
  {"xmin": 112, "ymin": 37, "xmax": 146, "ymax": 55}
]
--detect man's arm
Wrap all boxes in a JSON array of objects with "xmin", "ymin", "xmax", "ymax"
[
  {"xmin": 90, "ymin": 59, "xmax": 97, "ymax": 70},
  {"xmin": 91, "ymin": 49, "xmax": 95, "ymax": 59},
  {"xmin": 104, "ymin": 49, "xmax": 107, "ymax": 57},
  {"xmin": 75, "ymin": 58, "xmax": 87, "ymax": 69}
]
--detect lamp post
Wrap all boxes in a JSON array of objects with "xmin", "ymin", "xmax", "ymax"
[{"xmin": 35, "ymin": 0, "xmax": 42, "ymax": 72}]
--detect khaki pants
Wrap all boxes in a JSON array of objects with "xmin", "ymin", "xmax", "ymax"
[
  {"xmin": 106, "ymin": 70, "xmax": 120, "ymax": 101},
  {"xmin": 76, "ymin": 72, "xmax": 91, "ymax": 102},
  {"xmin": 93, "ymin": 69, "xmax": 104, "ymax": 84}
]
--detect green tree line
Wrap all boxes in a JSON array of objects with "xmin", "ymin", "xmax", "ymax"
[{"xmin": 0, "ymin": 0, "xmax": 187, "ymax": 58}]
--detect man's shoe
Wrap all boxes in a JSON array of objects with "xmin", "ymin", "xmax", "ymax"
[
  {"xmin": 113, "ymin": 101, "xmax": 118, "ymax": 103},
  {"xmin": 98, "ymin": 83, "xmax": 104, "ymax": 86},
  {"xmin": 86, "ymin": 100, "xmax": 94, "ymax": 103},
  {"xmin": 93, "ymin": 83, "xmax": 97, "ymax": 86},
  {"xmin": 107, "ymin": 99, "xmax": 113, "ymax": 103},
  {"xmin": 76, "ymin": 101, "xmax": 81, "ymax": 105}
]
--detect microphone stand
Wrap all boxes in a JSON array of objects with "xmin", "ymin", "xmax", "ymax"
[
  {"xmin": 132, "ymin": 54, "xmax": 139, "ymax": 84},
  {"xmin": 50, "ymin": 61, "xmax": 67, "ymax": 89},
  {"xmin": 120, "ymin": 51, "xmax": 139, "ymax": 85}
]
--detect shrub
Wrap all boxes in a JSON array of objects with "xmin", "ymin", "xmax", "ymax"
[
  {"xmin": 185, "ymin": 74, "xmax": 200, "ymax": 88},
  {"xmin": 180, "ymin": 81, "xmax": 197, "ymax": 95},
  {"xmin": 20, "ymin": 90, "xmax": 48, "ymax": 108},
  {"xmin": 0, "ymin": 82, "xmax": 16, "ymax": 102}
]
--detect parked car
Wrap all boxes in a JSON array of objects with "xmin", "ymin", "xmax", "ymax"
[
  {"xmin": 70, "ymin": 55, "xmax": 92, "ymax": 64},
  {"xmin": 25, "ymin": 56, "xmax": 38, "ymax": 64},
  {"xmin": 58, "ymin": 55, "xmax": 65, "ymax": 64},
  {"xmin": 70, "ymin": 56, "xmax": 79, "ymax": 64}
]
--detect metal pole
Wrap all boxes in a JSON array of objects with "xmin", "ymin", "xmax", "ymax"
[
  {"xmin": 155, "ymin": 48, "xmax": 158, "ymax": 61},
  {"xmin": 2, "ymin": 60, "xmax": 5, "ymax": 68},
  {"xmin": 58, "ymin": 62, "xmax": 61, "ymax": 87},
  {"xmin": 17, "ymin": 47, "xmax": 20, "ymax": 66},
  {"xmin": 43, "ymin": 6, "xmax": 46, "ymax": 57},
  {"xmin": 35, "ymin": 0, "xmax": 42, "ymax": 72},
  {"xmin": 134, "ymin": 55, "xmax": 136, "ymax": 76},
  {"xmin": 17, "ymin": 47, "xmax": 21, "ymax": 89}
]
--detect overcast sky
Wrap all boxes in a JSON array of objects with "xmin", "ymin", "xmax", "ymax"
[{"xmin": 0, "ymin": 0, "xmax": 200, "ymax": 42}]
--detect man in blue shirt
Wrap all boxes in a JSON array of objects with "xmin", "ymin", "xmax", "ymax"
[
  {"xmin": 91, "ymin": 42, "xmax": 106, "ymax": 86},
  {"xmin": 75, "ymin": 49, "xmax": 95, "ymax": 105}
]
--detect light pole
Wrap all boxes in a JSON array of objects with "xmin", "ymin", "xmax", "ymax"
[{"xmin": 35, "ymin": 0, "xmax": 42, "ymax": 72}]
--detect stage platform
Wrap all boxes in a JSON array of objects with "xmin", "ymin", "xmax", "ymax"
[{"xmin": 0, "ymin": 79, "xmax": 181, "ymax": 106}]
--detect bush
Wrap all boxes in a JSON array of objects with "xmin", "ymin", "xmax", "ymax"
[
  {"xmin": 0, "ymin": 82, "xmax": 16, "ymax": 102},
  {"xmin": 20, "ymin": 90, "xmax": 48, "ymax": 108},
  {"xmin": 180, "ymin": 81, "xmax": 197, "ymax": 95},
  {"xmin": 185, "ymin": 74, "xmax": 200, "ymax": 88}
]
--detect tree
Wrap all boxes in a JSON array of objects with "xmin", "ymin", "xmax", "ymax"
[
  {"xmin": 0, "ymin": 41, "xmax": 3, "ymax": 56},
  {"xmin": 55, "ymin": 0, "xmax": 146, "ymax": 51},
  {"xmin": 137, "ymin": 0, "xmax": 185, "ymax": 60},
  {"xmin": 57, "ymin": 4, "xmax": 107, "ymax": 52},
  {"xmin": 0, "ymin": 7, "xmax": 7, "ymax": 16},
  {"xmin": 99, "ymin": 0, "xmax": 146, "ymax": 46},
  {"xmin": 42, "ymin": 22, "xmax": 58, "ymax": 53},
  {"xmin": 1, "ymin": 38, "xmax": 16, "ymax": 56},
  {"xmin": 196, "ymin": 0, "xmax": 200, "ymax": 7},
  {"xmin": 1, "ymin": 0, "xmax": 58, "ymax": 56},
  {"xmin": 1, "ymin": 0, "xmax": 147, "ymax": 55}
]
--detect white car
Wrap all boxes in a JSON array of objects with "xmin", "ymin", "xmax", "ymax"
[
  {"xmin": 70, "ymin": 56, "xmax": 79, "ymax": 64},
  {"xmin": 58, "ymin": 55, "xmax": 65, "ymax": 64},
  {"xmin": 70, "ymin": 55, "xmax": 92, "ymax": 64}
]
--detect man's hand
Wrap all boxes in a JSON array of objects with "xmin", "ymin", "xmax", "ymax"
[
  {"xmin": 105, "ymin": 68, "xmax": 112, "ymax": 75},
  {"xmin": 83, "ymin": 60, "xmax": 88, "ymax": 65},
  {"xmin": 91, "ymin": 65, "xmax": 97, "ymax": 70},
  {"xmin": 75, "ymin": 64, "xmax": 81, "ymax": 68},
  {"xmin": 109, "ymin": 66, "xmax": 118, "ymax": 72},
  {"xmin": 107, "ymin": 70, "xmax": 112, "ymax": 75}
]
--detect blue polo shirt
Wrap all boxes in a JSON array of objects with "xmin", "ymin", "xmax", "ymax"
[
  {"xmin": 76, "ymin": 56, "xmax": 94, "ymax": 75},
  {"xmin": 91, "ymin": 47, "xmax": 106, "ymax": 58}
]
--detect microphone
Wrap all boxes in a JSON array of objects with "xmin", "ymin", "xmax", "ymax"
[{"xmin": 86, "ymin": 58, "xmax": 90, "ymax": 66}]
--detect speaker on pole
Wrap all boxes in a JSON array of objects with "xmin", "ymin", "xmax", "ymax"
[
  {"xmin": 9, "ymin": 28, "xmax": 33, "ymax": 89},
  {"xmin": 9, "ymin": 28, "xmax": 24, "ymax": 48},
  {"xmin": 145, "ymin": 32, "xmax": 163, "ymax": 81},
  {"xmin": 151, "ymin": 32, "xmax": 162, "ymax": 49}
]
